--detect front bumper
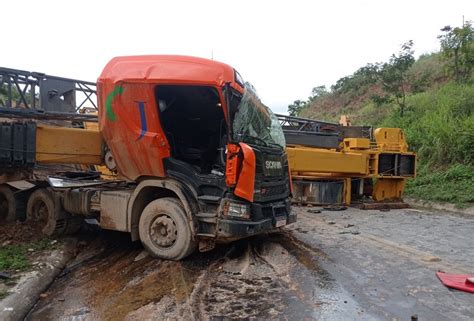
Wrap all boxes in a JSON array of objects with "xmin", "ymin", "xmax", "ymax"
[{"xmin": 215, "ymin": 198, "xmax": 296, "ymax": 242}]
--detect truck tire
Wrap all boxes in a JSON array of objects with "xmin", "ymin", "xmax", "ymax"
[
  {"xmin": 139, "ymin": 197, "xmax": 196, "ymax": 260},
  {"xmin": 26, "ymin": 188, "xmax": 68, "ymax": 236},
  {"xmin": 0, "ymin": 185, "xmax": 16, "ymax": 223}
]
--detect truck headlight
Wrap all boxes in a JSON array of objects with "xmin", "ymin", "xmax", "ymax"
[{"xmin": 223, "ymin": 200, "xmax": 251, "ymax": 219}]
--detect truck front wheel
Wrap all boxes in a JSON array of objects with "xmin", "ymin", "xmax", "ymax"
[{"xmin": 139, "ymin": 197, "xmax": 196, "ymax": 260}]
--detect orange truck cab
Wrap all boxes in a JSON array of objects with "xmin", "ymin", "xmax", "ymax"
[{"xmin": 92, "ymin": 55, "xmax": 295, "ymax": 259}]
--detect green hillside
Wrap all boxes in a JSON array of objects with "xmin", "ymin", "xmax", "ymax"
[{"xmin": 289, "ymin": 22, "xmax": 474, "ymax": 207}]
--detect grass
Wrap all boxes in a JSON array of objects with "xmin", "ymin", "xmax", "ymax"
[
  {"xmin": 380, "ymin": 82, "xmax": 474, "ymax": 208},
  {"xmin": 0, "ymin": 239, "xmax": 58, "ymax": 272},
  {"xmin": 0, "ymin": 245, "xmax": 30, "ymax": 271},
  {"xmin": 382, "ymin": 82, "xmax": 474, "ymax": 166},
  {"xmin": 405, "ymin": 164, "xmax": 474, "ymax": 208}
]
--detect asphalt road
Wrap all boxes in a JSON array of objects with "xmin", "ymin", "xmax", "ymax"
[
  {"xmin": 26, "ymin": 206, "xmax": 474, "ymax": 320},
  {"xmin": 288, "ymin": 206, "xmax": 474, "ymax": 321}
]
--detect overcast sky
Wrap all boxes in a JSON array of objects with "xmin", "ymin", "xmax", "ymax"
[{"xmin": 2, "ymin": 0, "xmax": 473, "ymax": 113}]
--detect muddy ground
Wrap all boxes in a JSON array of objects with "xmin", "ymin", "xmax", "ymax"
[{"xmin": 20, "ymin": 206, "xmax": 474, "ymax": 320}]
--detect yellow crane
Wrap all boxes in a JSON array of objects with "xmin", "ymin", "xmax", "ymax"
[{"xmin": 277, "ymin": 114, "xmax": 416, "ymax": 207}]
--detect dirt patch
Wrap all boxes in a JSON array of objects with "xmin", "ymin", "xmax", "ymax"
[
  {"xmin": 0, "ymin": 221, "xmax": 67, "ymax": 280},
  {"xmin": 0, "ymin": 221, "xmax": 45, "ymax": 246},
  {"xmin": 27, "ymin": 234, "xmax": 342, "ymax": 320},
  {"xmin": 27, "ymin": 232, "xmax": 206, "ymax": 321}
]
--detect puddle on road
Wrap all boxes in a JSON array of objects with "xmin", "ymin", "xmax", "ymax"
[{"xmin": 27, "ymin": 231, "xmax": 357, "ymax": 320}]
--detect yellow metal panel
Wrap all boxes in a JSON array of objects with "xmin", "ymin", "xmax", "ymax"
[
  {"xmin": 342, "ymin": 138, "xmax": 370, "ymax": 150},
  {"xmin": 36, "ymin": 125, "xmax": 103, "ymax": 165},
  {"xmin": 373, "ymin": 178, "xmax": 406, "ymax": 201},
  {"xmin": 373, "ymin": 128, "xmax": 408, "ymax": 152},
  {"xmin": 84, "ymin": 121, "xmax": 99, "ymax": 131},
  {"xmin": 286, "ymin": 147, "xmax": 370, "ymax": 175}
]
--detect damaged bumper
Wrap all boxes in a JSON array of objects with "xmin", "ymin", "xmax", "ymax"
[{"xmin": 215, "ymin": 197, "xmax": 296, "ymax": 242}]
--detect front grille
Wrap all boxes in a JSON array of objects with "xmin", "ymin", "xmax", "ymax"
[
  {"xmin": 258, "ymin": 201, "xmax": 290, "ymax": 220},
  {"xmin": 251, "ymin": 145, "xmax": 290, "ymax": 202},
  {"xmin": 255, "ymin": 180, "xmax": 289, "ymax": 202},
  {"xmin": 262, "ymin": 206, "xmax": 273, "ymax": 218},
  {"xmin": 262, "ymin": 183, "xmax": 287, "ymax": 197}
]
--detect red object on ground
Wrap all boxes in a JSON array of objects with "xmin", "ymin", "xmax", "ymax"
[{"xmin": 436, "ymin": 272, "xmax": 474, "ymax": 293}]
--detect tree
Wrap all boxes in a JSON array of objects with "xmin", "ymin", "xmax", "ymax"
[
  {"xmin": 377, "ymin": 40, "xmax": 415, "ymax": 117},
  {"xmin": 308, "ymin": 85, "xmax": 329, "ymax": 102},
  {"xmin": 438, "ymin": 21, "xmax": 474, "ymax": 83},
  {"xmin": 287, "ymin": 99, "xmax": 307, "ymax": 116},
  {"xmin": 330, "ymin": 64, "xmax": 378, "ymax": 94}
]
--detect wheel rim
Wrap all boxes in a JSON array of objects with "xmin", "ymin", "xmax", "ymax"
[{"xmin": 149, "ymin": 214, "xmax": 178, "ymax": 248}]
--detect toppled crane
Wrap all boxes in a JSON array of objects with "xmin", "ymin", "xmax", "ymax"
[{"xmin": 277, "ymin": 114, "xmax": 416, "ymax": 207}]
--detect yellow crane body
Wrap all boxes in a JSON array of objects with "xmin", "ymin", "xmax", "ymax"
[
  {"xmin": 287, "ymin": 147, "xmax": 371, "ymax": 176},
  {"xmin": 35, "ymin": 125, "xmax": 103, "ymax": 165},
  {"xmin": 286, "ymin": 127, "xmax": 415, "ymax": 206}
]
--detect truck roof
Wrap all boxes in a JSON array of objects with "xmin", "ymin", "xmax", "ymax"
[{"xmin": 98, "ymin": 55, "xmax": 237, "ymax": 87}]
